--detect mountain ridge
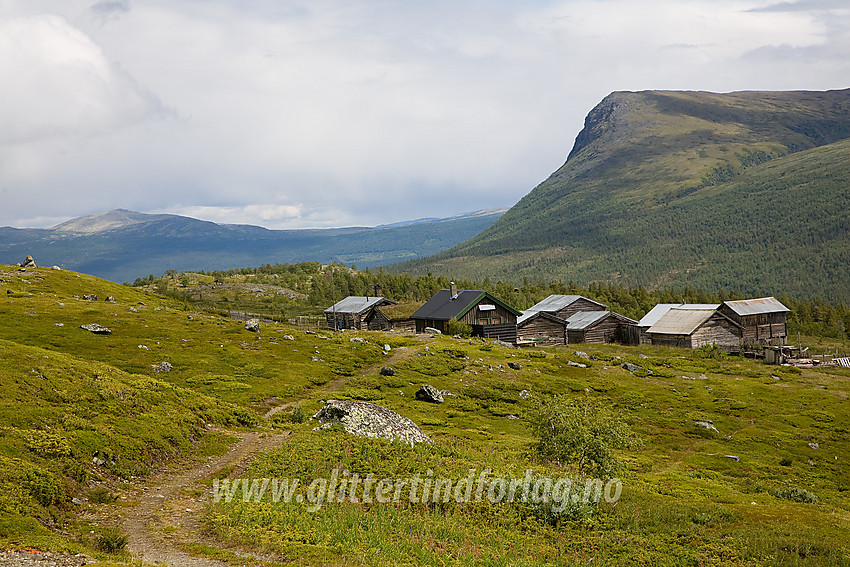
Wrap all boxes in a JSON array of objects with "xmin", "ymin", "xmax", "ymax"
[
  {"xmin": 0, "ymin": 208, "xmax": 504, "ymax": 283},
  {"xmin": 395, "ymin": 88, "xmax": 850, "ymax": 302}
]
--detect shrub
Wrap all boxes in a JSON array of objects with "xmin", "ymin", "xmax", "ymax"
[
  {"xmin": 773, "ymin": 486, "xmax": 818, "ymax": 504},
  {"xmin": 291, "ymin": 405, "xmax": 306, "ymax": 423},
  {"xmin": 527, "ymin": 393, "xmax": 640, "ymax": 478},
  {"xmin": 779, "ymin": 457, "xmax": 792, "ymax": 467},
  {"xmin": 94, "ymin": 528, "xmax": 128, "ymax": 553},
  {"xmin": 89, "ymin": 487, "xmax": 117, "ymax": 504},
  {"xmin": 446, "ymin": 317, "xmax": 472, "ymax": 338}
]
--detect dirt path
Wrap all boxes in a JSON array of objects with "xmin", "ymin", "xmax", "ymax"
[
  {"xmin": 120, "ymin": 430, "xmax": 290, "ymax": 567},
  {"xmin": 120, "ymin": 336, "xmax": 425, "ymax": 565}
]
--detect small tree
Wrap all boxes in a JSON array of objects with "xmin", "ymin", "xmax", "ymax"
[{"xmin": 528, "ymin": 393, "xmax": 639, "ymax": 478}]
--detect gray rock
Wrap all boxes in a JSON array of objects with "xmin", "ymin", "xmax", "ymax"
[
  {"xmin": 439, "ymin": 389, "xmax": 457, "ymax": 397},
  {"xmin": 698, "ymin": 374, "xmax": 709, "ymax": 380},
  {"xmin": 383, "ymin": 344, "xmax": 391, "ymax": 352},
  {"xmin": 80, "ymin": 323, "xmax": 111, "ymax": 335},
  {"xmin": 105, "ymin": 296, "xmax": 116, "ymax": 303},
  {"xmin": 415, "ymin": 384, "xmax": 444, "ymax": 404},
  {"xmin": 153, "ymin": 361, "xmax": 172, "ymax": 373},
  {"xmin": 82, "ymin": 294, "xmax": 97, "ymax": 302},
  {"xmin": 682, "ymin": 375, "xmax": 695, "ymax": 380},
  {"xmin": 771, "ymin": 375, "xmax": 781, "ymax": 381},
  {"xmin": 52, "ymin": 265, "xmax": 61, "ymax": 270},
  {"xmin": 129, "ymin": 307, "xmax": 139, "ymax": 313},
  {"xmin": 71, "ymin": 497, "xmax": 83, "ymax": 506},
  {"xmin": 638, "ymin": 354, "xmax": 648, "ymax": 359},
  {"xmin": 350, "ymin": 337, "xmax": 367, "ymax": 344},
  {"xmin": 282, "ymin": 334, "xmax": 295, "ymax": 340},
  {"xmin": 311, "ymin": 356, "xmax": 323, "ymax": 362},
  {"xmin": 312, "ymin": 399, "xmax": 432, "ymax": 444},
  {"xmin": 622, "ymin": 362, "xmax": 642, "ymax": 373},
  {"xmin": 567, "ymin": 360, "xmax": 587, "ymax": 368},
  {"xmin": 21, "ymin": 255, "xmax": 36, "ymax": 268},
  {"xmin": 380, "ymin": 366, "xmax": 396, "ymax": 376},
  {"xmin": 424, "ymin": 327, "xmax": 442, "ymax": 335},
  {"xmin": 519, "ymin": 389, "xmax": 530, "ymax": 400},
  {"xmin": 508, "ymin": 362, "xmax": 522, "ymax": 370},
  {"xmin": 494, "ymin": 340, "xmax": 514, "ymax": 348},
  {"xmin": 573, "ymin": 351, "xmax": 590, "ymax": 359},
  {"xmin": 245, "ymin": 319, "xmax": 261, "ymax": 332},
  {"xmin": 695, "ymin": 420, "xmax": 719, "ymax": 433},
  {"xmin": 507, "ymin": 415, "xmax": 519, "ymax": 420},
  {"xmin": 138, "ymin": 344, "xmax": 150, "ymax": 350},
  {"xmin": 808, "ymin": 442, "xmax": 819, "ymax": 450},
  {"xmin": 723, "ymin": 455, "xmax": 740, "ymax": 462}
]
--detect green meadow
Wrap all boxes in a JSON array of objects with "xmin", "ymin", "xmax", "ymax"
[{"xmin": 1, "ymin": 265, "xmax": 849, "ymax": 565}]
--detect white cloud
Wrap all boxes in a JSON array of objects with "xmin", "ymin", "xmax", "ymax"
[{"xmin": 0, "ymin": 0, "xmax": 848, "ymax": 230}]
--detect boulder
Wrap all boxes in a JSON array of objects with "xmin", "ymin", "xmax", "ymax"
[
  {"xmin": 573, "ymin": 351, "xmax": 590, "ymax": 359},
  {"xmin": 494, "ymin": 340, "xmax": 514, "ymax": 348},
  {"xmin": 380, "ymin": 366, "xmax": 396, "ymax": 376},
  {"xmin": 622, "ymin": 362, "xmax": 642, "ymax": 373},
  {"xmin": 723, "ymin": 455, "xmax": 740, "ymax": 462},
  {"xmin": 350, "ymin": 337, "xmax": 367, "ymax": 344},
  {"xmin": 424, "ymin": 327, "xmax": 442, "ymax": 335},
  {"xmin": 439, "ymin": 389, "xmax": 457, "ymax": 397},
  {"xmin": 567, "ymin": 360, "xmax": 587, "ymax": 368},
  {"xmin": 519, "ymin": 389, "xmax": 530, "ymax": 400},
  {"xmin": 52, "ymin": 265, "xmax": 61, "ymax": 271},
  {"xmin": 415, "ymin": 384, "xmax": 444, "ymax": 404},
  {"xmin": 83, "ymin": 294, "xmax": 97, "ymax": 302},
  {"xmin": 154, "ymin": 361, "xmax": 172, "ymax": 373},
  {"xmin": 245, "ymin": 319, "xmax": 260, "ymax": 332},
  {"xmin": 312, "ymin": 400, "xmax": 432, "ymax": 444},
  {"xmin": 105, "ymin": 296, "xmax": 116, "ymax": 303},
  {"xmin": 80, "ymin": 324, "xmax": 111, "ymax": 335},
  {"xmin": 508, "ymin": 362, "xmax": 522, "ymax": 370},
  {"xmin": 20, "ymin": 255, "xmax": 36, "ymax": 268},
  {"xmin": 694, "ymin": 420, "xmax": 719, "ymax": 433},
  {"xmin": 808, "ymin": 442, "xmax": 819, "ymax": 450}
]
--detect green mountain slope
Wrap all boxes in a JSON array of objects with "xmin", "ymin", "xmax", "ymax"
[{"xmin": 398, "ymin": 89, "xmax": 850, "ymax": 301}]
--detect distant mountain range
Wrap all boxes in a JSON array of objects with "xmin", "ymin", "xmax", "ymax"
[
  {"xmin": 0, "ymin": 208, "xmax": 504, "ymax": 283},
  {"xmin": 399, "ymin": 89, "xmax": 850, "ymax": 302}
]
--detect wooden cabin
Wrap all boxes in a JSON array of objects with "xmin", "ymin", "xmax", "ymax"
[
  {"xmin": 636, "ymin": 304, "xmax": 720, "ymax": 344},
  {"xmin": 412, "ymin": 284, "xmax": 521, "ymax": 342},
  {"xmin": 375, "ymin": 302, "xmax": 422, "ymax": 333},
  {"xmin": 646, "ymin": 307, "xmax": 741, "ymax": 350},
  {"xmin": 565, "ymin": 311, "xmax": 639, "ymax": 344},
  {"xmin": 324, "ymin": 296, "xmax": 397, "ymax": 331},
  {"xmin": 524, "ymin": 295, "xmax": 607, "ymax": 320},
  {"xmin": 718, "ymin": 297, "xmax": 789, "ymax": 347},
  {"xmin": 516, "ymin": 311, "xmax": 568, "ymax": 346}
]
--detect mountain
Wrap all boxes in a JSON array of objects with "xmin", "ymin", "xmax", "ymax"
[
  {"xmin": 397, "ymin": 89, "xmax": 850, "ymax": 302},
  {"xmin": 0, "ymin": 208, "xmax": 504, "ymax": 283}
]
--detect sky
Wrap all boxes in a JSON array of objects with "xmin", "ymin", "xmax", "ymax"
[{"xmin": 1, "ymin": 0, "xmax": 848, "ymax": 229}]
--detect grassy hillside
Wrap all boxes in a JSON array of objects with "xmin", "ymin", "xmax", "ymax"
[
  {"xmin": 1, "ymin": 264, "xmax": 850, "ymax": 565},
  {"xmin": 397, "ymin": 89, "xmax": 850, "ymax": 302}
]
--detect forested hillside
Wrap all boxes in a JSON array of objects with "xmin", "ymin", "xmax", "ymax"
[{"xmin": 397, "ymin": 89, "xmax": 850, "ymax": 302}]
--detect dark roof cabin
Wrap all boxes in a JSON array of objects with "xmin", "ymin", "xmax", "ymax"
[
  {"xmin": 718, "ymin": 297, "xmax": 789, "ymax": 347},
  {"xmin": 566, "ymin": 311, "xmax": 638, "ymax": 344},
  {"xmin": 646, "ymin": 307, "xmax": 741, "ymax": 350},
  {"xmin": 412, "ymin": 283, "xmax": 521, "ymax": 343},
  {"xmin": 324, "ymin": 296, "xmax": 397, "ymax": 331}
]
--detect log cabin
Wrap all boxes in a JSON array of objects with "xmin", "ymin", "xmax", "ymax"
[
  {"xmin": 523, "ymin": 294, "xmax": 607, "ymax": 320},
  {"xmin": 516, "ymin": 311, "xmax": 568, "ymax": 346},
  {"xmin": 324, "ymin": 296, "xmax": 397, "ymax": 331},
  {"xmin": 636, "ymin": 304, "xmax": 720, "ymax": 344},
  {"xmin": 717, "ymin": 297, "xmax": 789, "ymax": 347},
  {"xmin": 646, "ymin": 307, "xmax": 742, "ymax": 350},
  {"xmin": 412, "ymin": 283, "xmax": 521, "ymax": 342},
  {"xmin": 565, "ymin": 310, "xmax": 639, "ymax": 344}
]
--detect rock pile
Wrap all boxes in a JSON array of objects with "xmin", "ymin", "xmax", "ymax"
[{"xmin": 415, "ymin": 384, "xmax": 444, "ymax": 403}]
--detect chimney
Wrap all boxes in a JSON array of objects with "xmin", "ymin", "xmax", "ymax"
[
  {"xmin": 450, "ymin": 282, "xmax": 457, "ymax": 297},
  {"xmin": 375, "ymin": 284, "xmax": 383, "ymax": 297}
]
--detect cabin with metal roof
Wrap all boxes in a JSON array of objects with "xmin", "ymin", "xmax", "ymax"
[
  {"xmin": 718, "ymin": 297, "xmax": 789, "ymax": 346},
  {"xmin": 566, "ymin": 311, "xmax": 639, "ymax": 344},
  {"xmin": 324, "ymin": 296, "xmax": 397, "ymax": 331},
  {"xmin": 523, "ymin": 294, "xmax": 607, "ymax": 320},
  {"xmin": 646, "ymin": 307, "xmax": 741, "ymax": 350},
  {"xmin": 412, "ymin": 283, "xmax": 521, "ymax": 342},
  {"xmin": 636, "ymin": 303, "xmax": 720, "ymax": 344}
]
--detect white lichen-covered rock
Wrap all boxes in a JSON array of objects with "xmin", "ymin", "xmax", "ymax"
[{"xmin": 312, "ymin": 400, "xmax": 432, "ymax": 445}]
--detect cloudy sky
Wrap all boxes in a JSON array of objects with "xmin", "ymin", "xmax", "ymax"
[{"xmin": 1, "ymin": 0, "xmax": 848, "ymax": 229}]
